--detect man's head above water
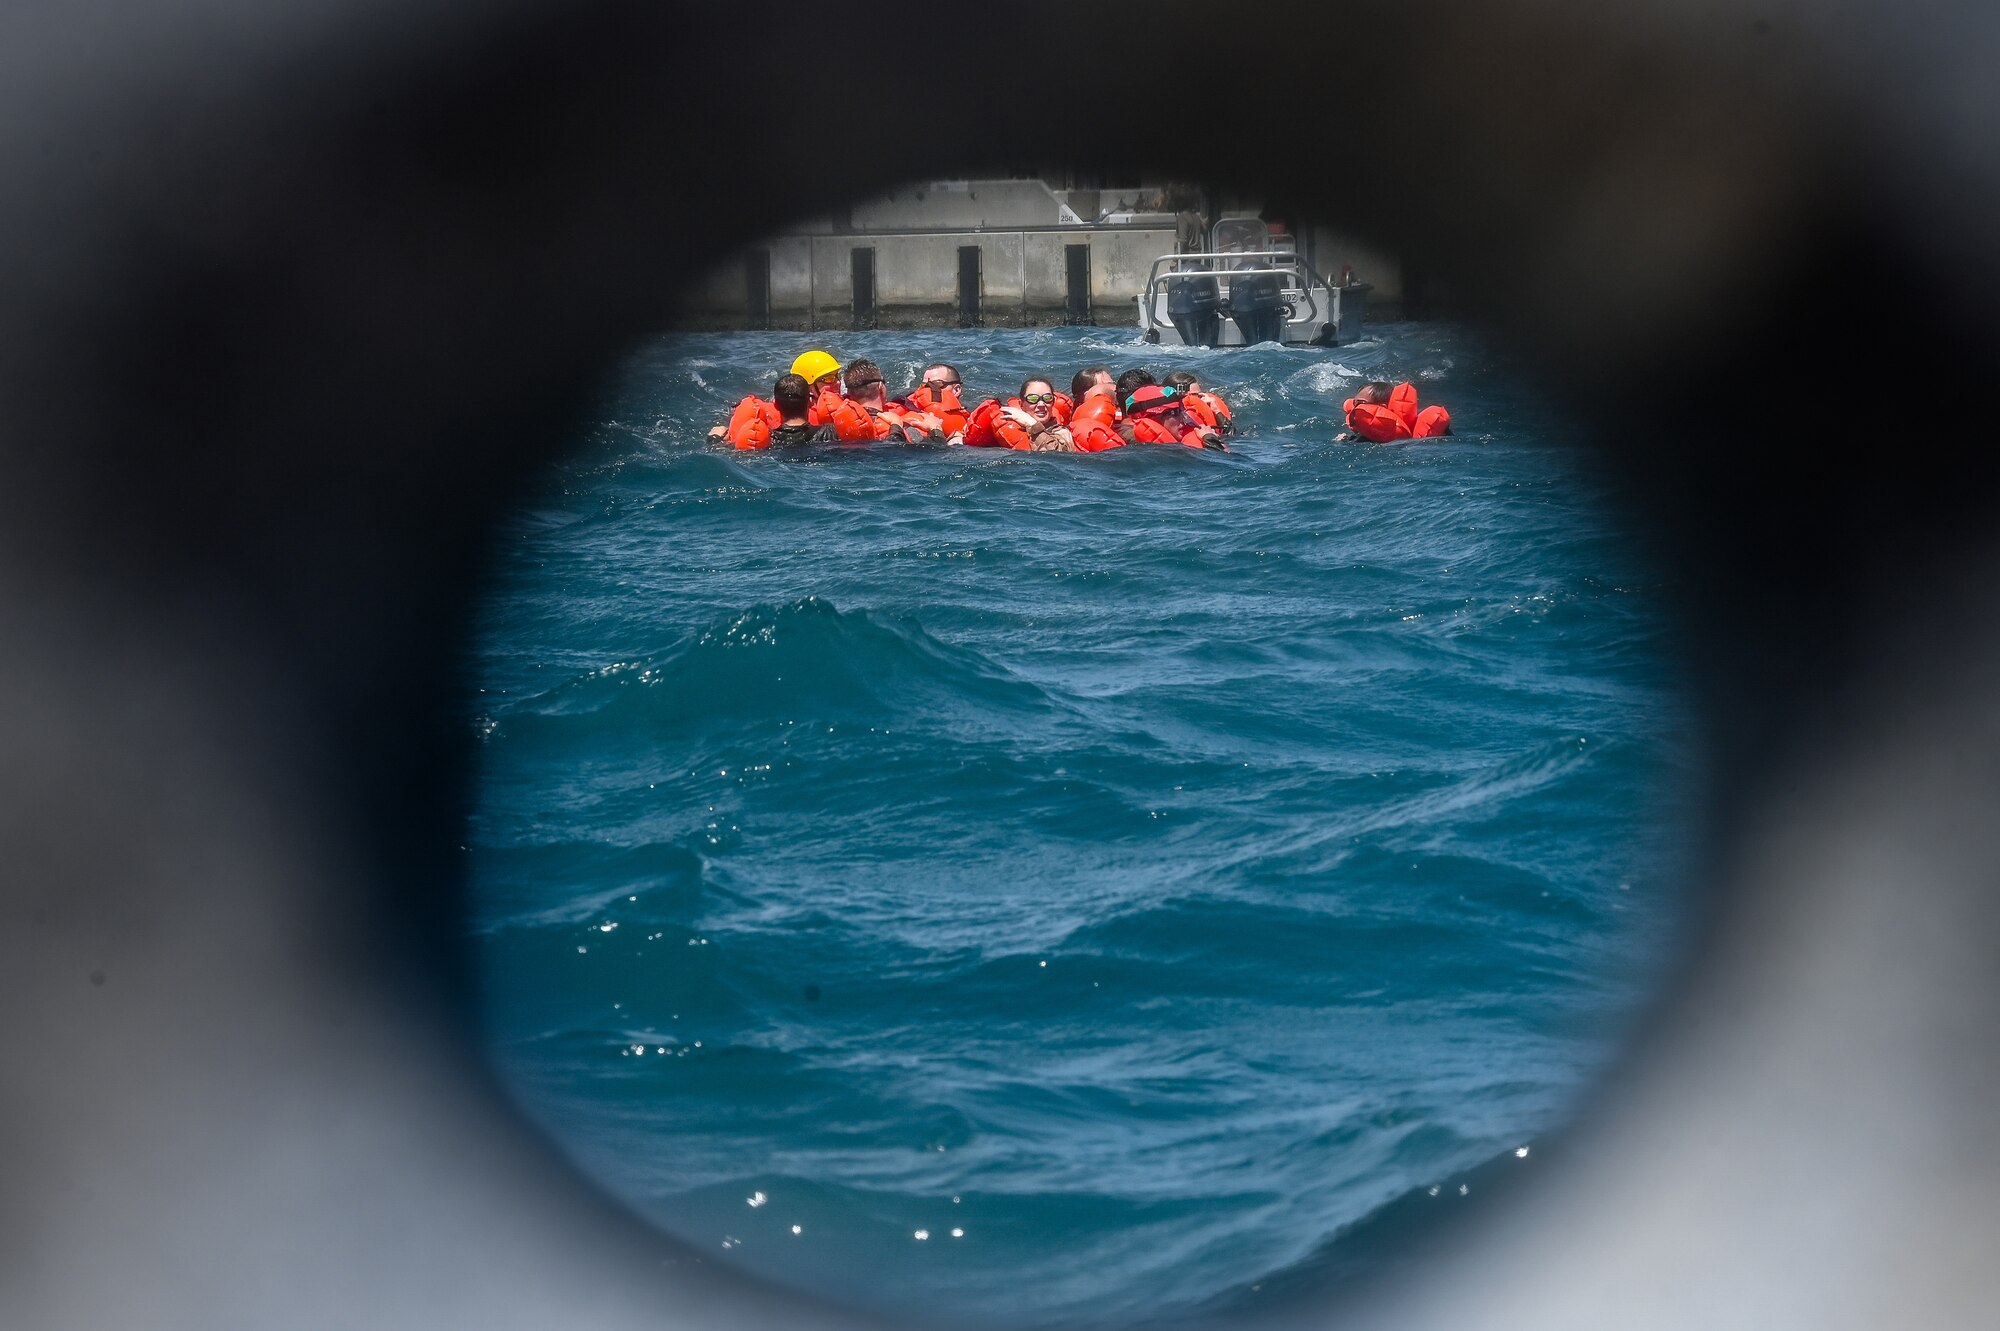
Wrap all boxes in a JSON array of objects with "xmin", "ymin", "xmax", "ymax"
[
  {"xmin": 1115, "ymin": 367, "xmax": 1157, "ymax": 402},
  {"xmin": 1071, "ymin": 366, "xmax": 1113, "ymax": 401},
  {"xmin": 772, "ymin": 373, "xmax": 811, "ymax": 423},
  {"xmin": 844, "ymin": 358, "xmax": 887, "ymax": 408}
]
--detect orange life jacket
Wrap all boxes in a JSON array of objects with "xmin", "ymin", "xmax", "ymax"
[
  {"xmin": 903, "ymin": 384, "xmax": 970, "ymax": 436},
  {"xmin": 1071, "ymin": 403, "xmax": 1120, "ymax": 451},
  {"xmin": 828, "ymin": 397, "xmax": 894, "ymax": 442},
  {"xmin": 1387, "ymin": 382, "xmax": 1421, "ymax": 432},
  {"xmin": 1411, "ymin": 403, "xmax": 1451, "ymax": 438},
  {"xmin": 1070, "ymin": 390, "xmax": 1118, "ymax": 430},
  {"xmin": 724, "ymin": 396, "xmax": 782, "ymax": 450},
  {"xmin": 1003, "ymin": 399, "xmax": 1065, "ymax": 450},
  {"xmin": 1342, "ymin": 398, "xmax": 1410, "ymax": 442},
  {"xmin": 889, "ymin": 403, "xmax": 947, "ymax": 442},
  {"xmin": 1069, "ymin": 419, "xmax": 1125, "ymax": 451},
  {"xmin": 830, "ymin": 397, "xmax": 943, "ymax": 444},
  {"xmin": 1183, "ymin": 390, "xmax": 1233, "ymax": 432},
  {"xmin": 965, "ymin": 392, "xmax": 1078, "ymax": 447},
  {"xmin": 1343, "ymin": 382, "xmax": 1452, "ymax": 442},
  {"xmin": 963, "ymin": 398, "xmax": 1005, "ymax": 447},
  {"xmin": 1120, "ymin": 385, "xmax": 1213, "ymax": 448},
  {"xmin": 809, "ymin": 385, "xmax": 842, "ymax": 428},
  {"xmin": 1129, "ymin": 412, "xmax": 1210, "ymax": 448},
  {"xmin": 995, "ymin": 405, "xmax": 1036, "ymax": 450}
]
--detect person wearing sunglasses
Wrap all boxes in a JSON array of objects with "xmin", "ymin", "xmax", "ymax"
[
  {"xmin": 963, "ymin": 377, "xmax": 1074, "ymax": 450},
  {"xmin": 901, "ymin": 362, "xmax": 971, "ymax": 440},
  {"xmin": 790, "ymin": 348, "xmax": 845, "ymax": 427},
  {"xmin": 824, "ymin": 357, "xmax": 947, "ymax": 444},
  {"xmin": 995, "ymin": 379, "xmax": 1079, "ymax": 452},
  {"xmin": 1114, "ymin": 369, "xmax": 1227, "ymax": 450},
  {"xmin": 705, "ymin": 348, "xmax": 842, "ymax": 443},
  {"xmin": 1163, "ymin": 370, "xmax": 1234, "ymax": 435}
]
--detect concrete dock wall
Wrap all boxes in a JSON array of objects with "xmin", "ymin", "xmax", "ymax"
[
  {"xmin": 667, "ymin": 177, "xmax": 1412, "ymax": 329},
  {"xmin": 675, "ymin": 226, "xmax": 1179, "ymax": 331},
  {"xmin": 848, "ymin": 180, "xmax": 1177, "ymax": 230}
]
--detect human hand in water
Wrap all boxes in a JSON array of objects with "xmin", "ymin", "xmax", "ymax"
[
  {"xmin": 706, "ymin": 425, "xmax": 726, "ymax": 440},
  {"xmin": 1201, "ymin": 432, "xmax": 1229, "ymax": 452}
]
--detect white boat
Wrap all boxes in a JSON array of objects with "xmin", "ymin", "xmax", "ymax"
[{"xmin": 1138, "ymin": 217, "xmax": 1370, "ymax": 348}]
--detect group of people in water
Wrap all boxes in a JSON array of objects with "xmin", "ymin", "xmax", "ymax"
[{"xmin": 708, "ymin": 349, "xmax": 1452, "ymax": 453}]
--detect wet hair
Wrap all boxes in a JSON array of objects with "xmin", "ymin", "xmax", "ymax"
[
  {"xmin": 1019, "ymin": 377, "xmax": 1054, "ymax": 399},
  {"xmin": 1115, "ymin": 367, "xmax": 1157, "ymax": 399},
  {"xmin": 773, "ymin": 373, "xmax": 811, "ymax": 415},
  {"xmin": 922, "ymin": 362, "xmax": 960, "ymax": 385},
  {"xmin": 1163, "ymin": 370, "xmax": 1201, "ymax": 392},
  {"xmin": 1071, "ymin": 366, "xmax": 1111, "ymax": 400},
  {"xmin": 844, "ymin": 358, "xmax": 885, "ymax": 398},
  {"xmin": 1357, "ymin": 380, "xmax": 1392, "ymax": 404}
]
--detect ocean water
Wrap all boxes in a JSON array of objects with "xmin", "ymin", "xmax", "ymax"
[{"xmin": 465, "ymin": 323, "xmax": 1694, "ymax": 1327}]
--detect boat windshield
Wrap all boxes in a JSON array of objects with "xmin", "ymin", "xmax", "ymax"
[{"xmin": 1210, "ymin": 217, "xmax": 1266, "ymax": 252}]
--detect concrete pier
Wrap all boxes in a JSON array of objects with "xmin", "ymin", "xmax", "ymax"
[
  {"xmin": 675, "ymin": 225, "xmax": 1178, "ymax": 331},
  {"xmin": 667, "ymin": 178, "xmax": 1407, "ymax": 331}
]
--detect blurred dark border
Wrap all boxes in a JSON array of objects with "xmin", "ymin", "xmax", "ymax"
[{"xmin": 5, "ymin": 2, "xmax": 1996, "ymax": 1327}]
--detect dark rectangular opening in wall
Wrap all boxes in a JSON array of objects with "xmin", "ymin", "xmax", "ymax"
[
  {"xmin": 851, "ymin": 247, "xmax": 876, "ymax": 329},
  {"xmin": 745, "ymin": 248, "xmax": 771, "ymax": 330},
  {"xmin": 1065, "ymin": 244, "xmax": 1092, "ymax": 325},
  {"xmin": 957, "ymin": 245, "xmax": 982, "ymax": 327}
]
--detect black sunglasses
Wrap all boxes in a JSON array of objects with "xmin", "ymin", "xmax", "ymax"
[{"xmin": 924, "ymin": 378, "xmax": 961, "ymax": 389}]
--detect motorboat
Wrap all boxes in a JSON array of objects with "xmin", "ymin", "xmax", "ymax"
[{"xmin": 1138, "ymin": 217, "xmax": 1370, "ymax": 347}]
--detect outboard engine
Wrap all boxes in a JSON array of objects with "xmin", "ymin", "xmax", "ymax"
[
  {"xmin": 1227, "ymin": 272, "xmax": 1287, "ymax": 345},
  {"xmin": 1167, "ymin": 273, "xmax": 1221, "ymax": 347}
]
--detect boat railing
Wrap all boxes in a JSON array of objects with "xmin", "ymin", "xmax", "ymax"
[{"xmin": 1142, "ymin": 250, "xmax": 1335, "ymax": 336}]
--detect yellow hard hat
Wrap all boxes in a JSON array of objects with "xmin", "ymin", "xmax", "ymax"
[{"xmin": 790, "ymin": 350, "xmax": 840, "ymax": 385}]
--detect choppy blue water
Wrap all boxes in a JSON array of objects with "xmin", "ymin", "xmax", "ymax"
[{"xmin": 466, "ymin": 323, "xmax": 1693, "ymax": 1327}]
